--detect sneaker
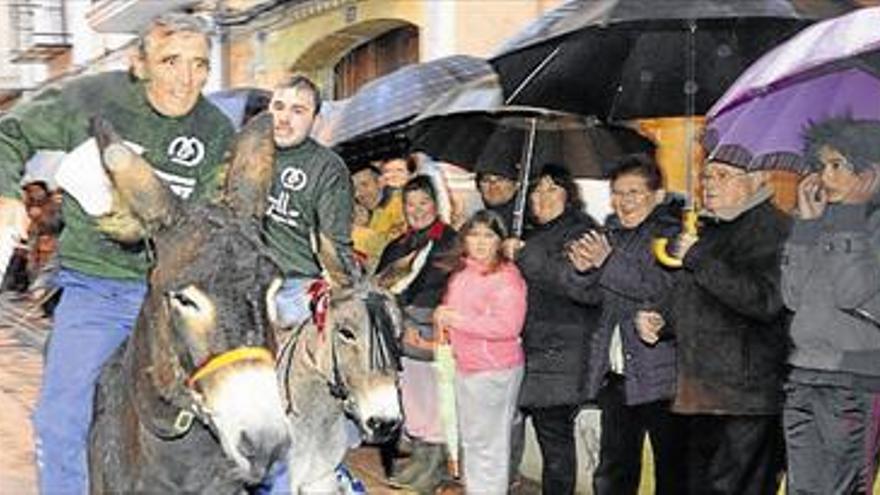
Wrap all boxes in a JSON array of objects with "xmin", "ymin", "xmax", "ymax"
[{"xmin": 335, "ymin": 464, "xmax": 366, "ymax": 495}]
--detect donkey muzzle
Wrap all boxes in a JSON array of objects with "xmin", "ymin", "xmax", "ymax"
[
  {"xmin": 365, "ymin": 416, "xmax": 402, "ymax": 442},
  {"xmin": 199, "ymin": 358, "xmax": 290, "ymax": 483}
]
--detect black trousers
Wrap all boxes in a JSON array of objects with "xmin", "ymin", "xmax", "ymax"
[
  {"xmin": 682, "ymin": 413, "xmax": 785, "ymax": 495},
  {"xmin": 593, "ymin": 374, "xmax": 686, "ymax": 495},
  {"xmin": 526, "ymin": 404, "xmax": 580, "ymax": 495},
  {"xmin": 784, "ymin": 381, "xmax": 880, "ymax": 495}
]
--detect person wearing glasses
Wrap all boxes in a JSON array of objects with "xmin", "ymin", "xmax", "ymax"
[
  {"xmin": 568, "ymin": 154, "xmax": 686, "ymax": 495},
  {"xmin": 475, "ymin": 166, "xmax": 519, "ymax": 231},
  {"xmin": 635, "ymin": 158, "xmax": 791, "ymax": 495}
]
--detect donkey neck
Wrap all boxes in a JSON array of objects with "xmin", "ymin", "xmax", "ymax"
[
  {"xmin": 126, "ymin": 294, "xmax": 203, "ymax": 439},
  {"xmin": 284, "ymin": 323, "xmax": 343, "ymax": 416}
]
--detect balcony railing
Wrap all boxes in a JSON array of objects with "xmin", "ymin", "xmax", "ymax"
[{"xmin": 9, "ymin": 0, "xmax": 71, "ymax": 63}]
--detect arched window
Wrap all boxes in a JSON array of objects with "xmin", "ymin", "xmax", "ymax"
[{"xmin": 333, "ymin": 25, "xmax": 418, "ymax": 99}]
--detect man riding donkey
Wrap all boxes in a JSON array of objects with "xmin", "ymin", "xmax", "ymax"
[
  {"xmin": 260, "ymin": 75, "xmax": 370, "ymax": 493},
  {"xmin": 0, "ymin": 13, "xmax": 234, "ymax": 494}
]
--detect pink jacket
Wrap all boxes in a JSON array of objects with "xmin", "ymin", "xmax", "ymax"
[{"xmin": 443, "ymin": 258, "xmax": 527, "ymax": 374}]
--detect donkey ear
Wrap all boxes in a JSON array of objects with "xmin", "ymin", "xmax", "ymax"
[
  {"xmin": 374, "ymin": 251, "xmax": 418, "ymax": 292},
  {"xmin": 317, "ymin": 232, "xmax": 361, "ymax": 289},
  {"xmin": 91, "ymin": 116, "xmax": 180, "ymax": 241},
  {"xmin": 374, "ymin": 241, "xmax": 433, "ymax": 294},
  {"xmin": 221, "ymin": 113, "xmax": 275, "ymax": 218}
]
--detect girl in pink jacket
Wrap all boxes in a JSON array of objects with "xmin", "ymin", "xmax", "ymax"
[{"xmin": 435, "ymin": 210, "xmax": 527, "ymax": 494}]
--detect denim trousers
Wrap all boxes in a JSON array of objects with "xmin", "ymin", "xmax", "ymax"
[{"xmin": 32, "ymin": 269, "xmax": 146, "ymax": 495}]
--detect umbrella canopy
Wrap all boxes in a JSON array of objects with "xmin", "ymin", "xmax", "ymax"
[
  {"xmin": 490, "ymin": 0, "xmax": 852, "ymax": 121},
  {"xmin": 328, "ymin": 55, "xmax": 495, "ymax": 148},
  {"xmin": 410, "ymin": 75, "xmax": 655, "ymax": 235},
  {"xmin": 409, "ymin": 76, "xmax": 655, "ymax": 178},
  {"xmin": 704, "ymin": 7, "xmax": 880, "ymax": 172},
  {"xmin": 207, "ymin": 87, "xmax": 271, "ymax": 131},
  {"xmin": 333, "ymin": 123, "xmax": 411, "ymax": 166}
]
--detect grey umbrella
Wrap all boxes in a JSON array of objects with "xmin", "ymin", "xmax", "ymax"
[
  {"xmin": 207, "ymin": 87, "xmax": 271, "ymax": 131},
  {"xmin": 328, "ymin": 55, "xmax": 495, "ymax": 152}
]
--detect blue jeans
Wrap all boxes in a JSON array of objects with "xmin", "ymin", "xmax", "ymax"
[
  {"xmin": 33, "ymin": 269, "xmax": 146, "ymax": 494},
  {"xmin": 274, "ymin": 277, "xmax": 315, "ymax": 329}
]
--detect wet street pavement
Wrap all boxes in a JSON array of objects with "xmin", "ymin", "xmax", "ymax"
[{"xmin": 0, "ymin": 295, "xmax": 47, "ymax": 495}]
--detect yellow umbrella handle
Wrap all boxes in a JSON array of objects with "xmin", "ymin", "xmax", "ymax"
[{"xmin": 652, "ymin": 209, "xmax": 699, "ymax": 268}]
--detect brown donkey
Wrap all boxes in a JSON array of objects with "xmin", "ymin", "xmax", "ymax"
[{"xmin": 87, "ymin": 114, "xmax": 290, "ymax": 493}]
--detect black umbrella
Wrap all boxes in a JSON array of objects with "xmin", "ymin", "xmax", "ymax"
[
  {"xmin": 490, "ymin": 0, "xmax": 854, "ymax": 120},
  {"xmin": 328, "ymin": 55, "xmax": 495, "ymax": 148},
  {"xmin": 409, "ymin": 76, "xmax": 655, "ymax": 235},
  {"xmin": 333, "ymin": 123, "xmax": 411, "ymax": 166}
]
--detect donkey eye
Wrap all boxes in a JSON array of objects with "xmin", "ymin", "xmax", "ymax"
[
  {"xmin": 169, "ymin": 290, "xmax": 200, "ymax": 311},
  {"xmin": 339, "ymin": 328, "xmax": 357, "ymax": 342}
]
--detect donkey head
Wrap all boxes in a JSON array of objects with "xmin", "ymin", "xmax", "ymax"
[
  {"xmin": 295, "ymin": 236, "xmax": 404, "ymax": 442},
  {"xmin": 93, "ymin": 114, "xmax": 289, "ymax": 482}
]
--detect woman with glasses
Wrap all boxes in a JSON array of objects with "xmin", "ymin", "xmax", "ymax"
[{"xmin": 568, "ymin": 154, "xmax": 686, "ymax": 495}]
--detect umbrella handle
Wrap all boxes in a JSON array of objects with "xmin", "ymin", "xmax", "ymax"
[{"xmin": 651, "ymin": 209, "xmax": 699, "ymax": 268}]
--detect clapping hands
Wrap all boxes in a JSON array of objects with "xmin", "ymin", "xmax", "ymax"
[
  {"xmin": 635, "ymin": 310, "xmax": 665, "ymax": 345},
  {"xmin": 567, "ymin": 229, "xmax": 612, "ymax": 271}
]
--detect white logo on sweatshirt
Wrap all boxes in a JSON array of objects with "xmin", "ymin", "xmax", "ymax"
[
  {"xmin": 266, "ymin": 166, "xmax": 309, "ymax": 228},
  {"xmin": 168, "ymin": 136, "xmax": 205, "ymax": 167}
]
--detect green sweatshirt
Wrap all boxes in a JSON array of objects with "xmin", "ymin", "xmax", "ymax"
[
  {"xmin": 0, "ymin": 71, "xmax": 234, "ymax": 280},
  {"xmin": 263, "ymin": 138, "xmax": 358, "ymax": 278}
]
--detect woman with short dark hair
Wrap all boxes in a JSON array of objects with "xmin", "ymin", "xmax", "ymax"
[{"xmin": 507, "ymin": 163, "xmax": 600, "ymax": 494}]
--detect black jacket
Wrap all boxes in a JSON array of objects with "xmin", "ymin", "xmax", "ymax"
[
  {"xmin": 585, "ymin": 198, "xmax": 681, "ymax": 405},
  {"xmin": 516, "ymin": 208, "xmax": 601, "ymax": 409},
  {"xmin": 661, "ymin": 200, "xmax": 792, "ymax": 415}
]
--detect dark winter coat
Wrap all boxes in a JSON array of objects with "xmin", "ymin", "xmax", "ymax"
[
  {"xmin": 516, "ymin": 208, "xmax": 601, "ymax": 409},
  {"xmin": 488, "ymin": 199, "xmax": 517, "ymax": 232},
  {"xmin": 585, "ymin": 198, "xmax": 682, "ymax": 406},
  {"xmin": 659, "ymin": 200, "xmax": 792, "ymax": 415}
]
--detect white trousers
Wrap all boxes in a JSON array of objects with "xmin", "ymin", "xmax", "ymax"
[{"xmin": 455, "ymin": 366, "xmax": 523, "ymax": 495}]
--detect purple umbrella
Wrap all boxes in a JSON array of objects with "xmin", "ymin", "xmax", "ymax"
[{"xmin": 705, "ymin": 7, "xmax": 880, "ymax": 172}]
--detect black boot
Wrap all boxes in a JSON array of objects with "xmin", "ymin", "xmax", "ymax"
[
  {"xmin": 407, "ymin": 443, "xmax": 448, "ymax": 495},
  {"xmin": 387, "ymin": 440, "xmax": 428, "ymax": 488}
]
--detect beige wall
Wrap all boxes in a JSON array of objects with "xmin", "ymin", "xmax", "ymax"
[{"xmin": 224, "ymin": 0, "xmax": 563, "ymax": 92}]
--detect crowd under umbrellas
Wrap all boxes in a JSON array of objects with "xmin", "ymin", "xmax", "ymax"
[{"xmin": 310, "ymin": 1, "xmax": 880, "ymax": 493}]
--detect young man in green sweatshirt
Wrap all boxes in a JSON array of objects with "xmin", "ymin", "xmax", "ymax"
[
  {"xmin": 0, "ymin": 13, "xmax": 233, "ymax": 493},
  {"xmin": 263, "ymin": 75, "xmax": 358, "ymax": 328},
  {"xmin": 261, "ymin": 75, "xmax": 363, "ymax": 494}
]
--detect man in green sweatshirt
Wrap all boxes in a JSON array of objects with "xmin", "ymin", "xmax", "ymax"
[
  {"xmin": 263, "ymin": 75, "xmax": 358, "ymax": 328},
  {"xmin": 260, "ymin": 75, "xmax": 361, "ymax": 494},
  {"xmin": 0, "ymin": 13, "xmax": 233, "ymax": 493}
]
